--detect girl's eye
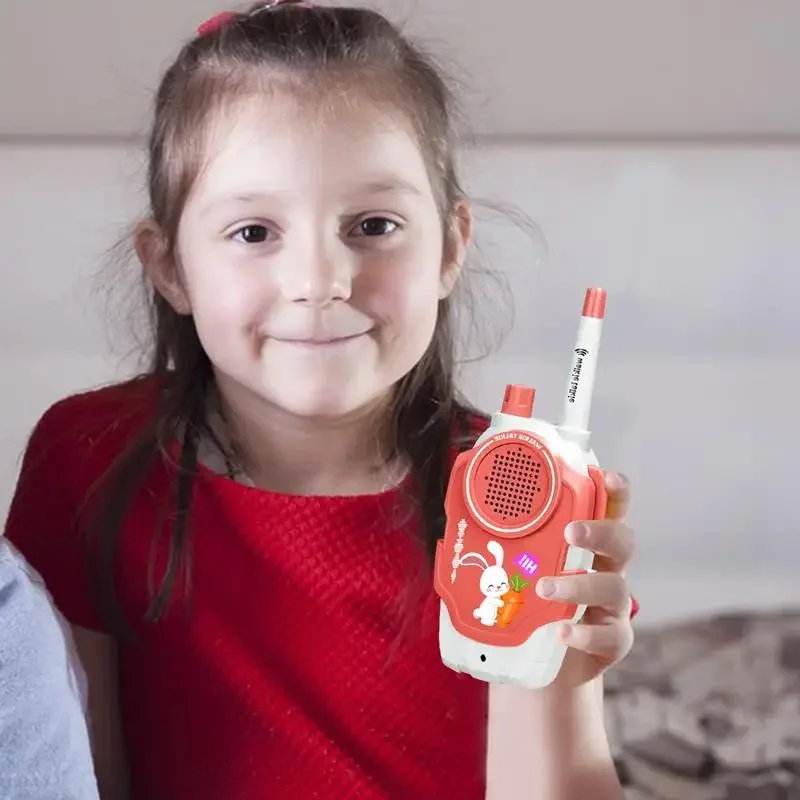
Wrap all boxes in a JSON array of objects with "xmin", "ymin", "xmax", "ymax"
[
  {"xmin": 232, "ymin": 225, "xmax": 271, "ymax": 244},
  {"xmin": 352, "ymin": 217, "xmax": 399, "ymax": 237}
]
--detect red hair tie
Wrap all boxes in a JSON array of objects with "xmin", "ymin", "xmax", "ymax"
[
  {"xmin": 196, "ymin": 11, "xmax": 238, "ymax": 37},
  {"xmin": 197, "ymin": 1, "xmax": 314, "ymax": 37}
]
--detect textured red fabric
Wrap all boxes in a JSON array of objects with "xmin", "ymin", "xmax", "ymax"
[{"xmin": 4, "ymin": 380, "xmax": 488, "ymax": 799}]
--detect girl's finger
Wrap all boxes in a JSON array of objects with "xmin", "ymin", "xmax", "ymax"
[
  {"xmin": 565, "ymin": 519, "xmax": 635, "ymax": 573},
  {"xmin": 559, "ymin": 618, "xmax": 634, "ymax": 660},
  {"xmin": 603, "ymin": 470, "xmax": 630, "ymax": 520},
  {"xmin": 535, "ymin": 572, "xmax": 630, "ymax": 616}
]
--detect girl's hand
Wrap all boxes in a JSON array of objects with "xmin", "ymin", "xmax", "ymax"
[{"xmin": 537, "ymin": 470, "xmax": 637, "ymax": 689}]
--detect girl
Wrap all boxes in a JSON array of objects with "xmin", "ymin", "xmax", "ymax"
[{"xmin": 4, "ymin": 2, "xmax": 638, "ymax": 798}]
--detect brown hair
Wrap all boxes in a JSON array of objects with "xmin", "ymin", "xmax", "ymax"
[{"xmin": 90, "ymin": 1, "xmax": 497, "ymax": 636}]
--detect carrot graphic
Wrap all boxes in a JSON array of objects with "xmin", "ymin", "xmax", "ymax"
[{"xmin": 497, "ymin": 573, "xmax": 530, "ymax": 628}]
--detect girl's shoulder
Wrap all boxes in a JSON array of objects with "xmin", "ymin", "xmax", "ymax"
[
  {"xmin": 33, "ymin": 374, "xmax": 161, "ymax": 440},
  {"xmin": 4, "ymin": 376, "xmax": 165, "ymax": 631},
  {"xmin": 7, "ymin": 375, "xmax": 164, "ymax": 536},
  {"xmin": 24, "ymin": 374, "xmax": 161, "ymax": 474}
]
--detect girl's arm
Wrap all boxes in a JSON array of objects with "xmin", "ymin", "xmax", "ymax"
[
  {"xmin": 485, "ymin": 474, "xmax": 636, "ymax": 798},
  {"xmin": 486, "ymin": 678, "xmax": 622, "ymax": 800},
  {"xmin": 72, "ymin": 626, "xmax": 131, "ymax": 800}
]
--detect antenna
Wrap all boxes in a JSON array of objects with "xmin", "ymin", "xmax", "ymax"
[{"xmin": 557, "ymin": 287, "xmax": 606, "ymax": 450}]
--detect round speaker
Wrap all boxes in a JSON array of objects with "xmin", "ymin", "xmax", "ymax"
[{"xmin": 464, "ymin": 434, "xmax": 559, "ymax": 537}]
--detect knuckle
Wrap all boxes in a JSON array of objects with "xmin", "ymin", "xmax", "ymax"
[
  {"xmin": 620, "ymin": 522, "xmax": 635, "ymax": 546},
  {"xmin": 586, "ymin": 519, "xmax": 614, "ymax": 544},
  {"xmin": 606, "ymin": 575, "xmax": 629, "ymax": 609}
]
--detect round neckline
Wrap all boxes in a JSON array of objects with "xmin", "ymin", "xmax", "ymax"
[
  {"xmin": 193, "ymin": 453, "xmax": 414, "ymax": 503},
  {"xmin": 188, "ymin": 394, "xmax": 412, "ymax": 503}
]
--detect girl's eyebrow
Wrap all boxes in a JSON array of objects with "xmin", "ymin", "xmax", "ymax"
[
  {"xmin": 200, "ymin": 179, "xmax": 422, "ymax": 218},
  {"xmin": 200, "ymin": 192, "xmax": 282, "ymax": 218},
  {"xmin": 358, "ymin": 179, "xmax": 422, "ymax": 196}
]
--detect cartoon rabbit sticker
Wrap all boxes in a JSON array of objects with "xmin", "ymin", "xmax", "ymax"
[{"xmin": 457, "ymin": 540, "xmax": 509, "ymax": 626}]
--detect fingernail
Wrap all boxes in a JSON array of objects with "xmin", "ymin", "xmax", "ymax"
[
  {"xmin": 559, "ymin": 623, "xmax": 573, "ymax": 642},
  {"xmin": 537, "ymin": 578, "xmax": 556, "ymax": 598},
  {"xmin": 565, "ymin": 522, "xmax": 589, "ymax": 544},
  {"xmin": 605, "ymin": 471, "xmax": 629, "ymax": 490}
]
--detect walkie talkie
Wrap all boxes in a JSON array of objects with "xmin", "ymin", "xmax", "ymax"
[{"xmin": 434, "ymin": 288, "xmax": 608, "ymax": 689}]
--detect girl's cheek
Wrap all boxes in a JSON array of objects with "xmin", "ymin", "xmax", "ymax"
[{"xmin": 191, "ymin": 260, "xmax": 269, "ymax": 314}]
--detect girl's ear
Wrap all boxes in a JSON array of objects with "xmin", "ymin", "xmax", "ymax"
[
  {"xmin": 439, "ymin": 197, "xmax": 473, "ymax": 299},
  {"xmin": 134, "ymin": 219, "xmax": 191, "ymax": 315}
]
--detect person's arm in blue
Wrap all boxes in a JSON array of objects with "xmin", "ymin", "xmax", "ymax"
[{"xmin": 0, "ymin": 538, "xmax": 100, "ymax": 799}]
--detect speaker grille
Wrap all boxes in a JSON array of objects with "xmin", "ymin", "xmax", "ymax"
[
  {"xmin": 480, "ymin": 443, "xmax": 542, "ymax": 521},
  {"xmin": 466, "ymin": 434, "xmax": 558, "ymax": 534}
]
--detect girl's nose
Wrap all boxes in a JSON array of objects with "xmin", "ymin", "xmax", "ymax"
[{"xmin": 278, "ymin": 240, "xmax": 354, "ymax": 306}]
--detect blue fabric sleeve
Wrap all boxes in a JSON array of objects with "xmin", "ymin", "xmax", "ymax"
[{"xmin": 0, "ymin": 538, "xmax": 100, "ymax": 798}]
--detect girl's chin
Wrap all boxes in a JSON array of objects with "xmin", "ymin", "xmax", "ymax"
[{"xmin": 255, "ymin": 383, "xmax": 388, "ymax": 423}]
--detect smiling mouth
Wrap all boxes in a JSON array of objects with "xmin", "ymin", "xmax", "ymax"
[{"xmin": 270, "ymin": 332, "xmax": 369, "ymax": 347}]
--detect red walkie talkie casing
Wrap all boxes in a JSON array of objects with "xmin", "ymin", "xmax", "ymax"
[{"xmin": 434, "ymin": 387, "xmax": 607, "ymax": 689}]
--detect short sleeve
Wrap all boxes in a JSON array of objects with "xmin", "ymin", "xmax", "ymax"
[{"xmin": 3, "ymin": 401, "xmax": 106, "ymax": 632}]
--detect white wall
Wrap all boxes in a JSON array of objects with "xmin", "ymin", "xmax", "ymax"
[
  {"xmin": 3, "ymin": 1, "xmax": 800, "ymax": 139},
  {"xmin": 1, "ymin": 142, "xmax": 797, "ymax": 624}
]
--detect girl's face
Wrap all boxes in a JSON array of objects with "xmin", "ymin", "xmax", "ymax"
[{"xmin": 148, "ymin": 95, "xmax": 469, "ymax": 421}]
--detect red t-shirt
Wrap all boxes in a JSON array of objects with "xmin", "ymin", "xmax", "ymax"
[{"xmin": 4, "ymin": 380, "xmax": 488, "ymax": 799}]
